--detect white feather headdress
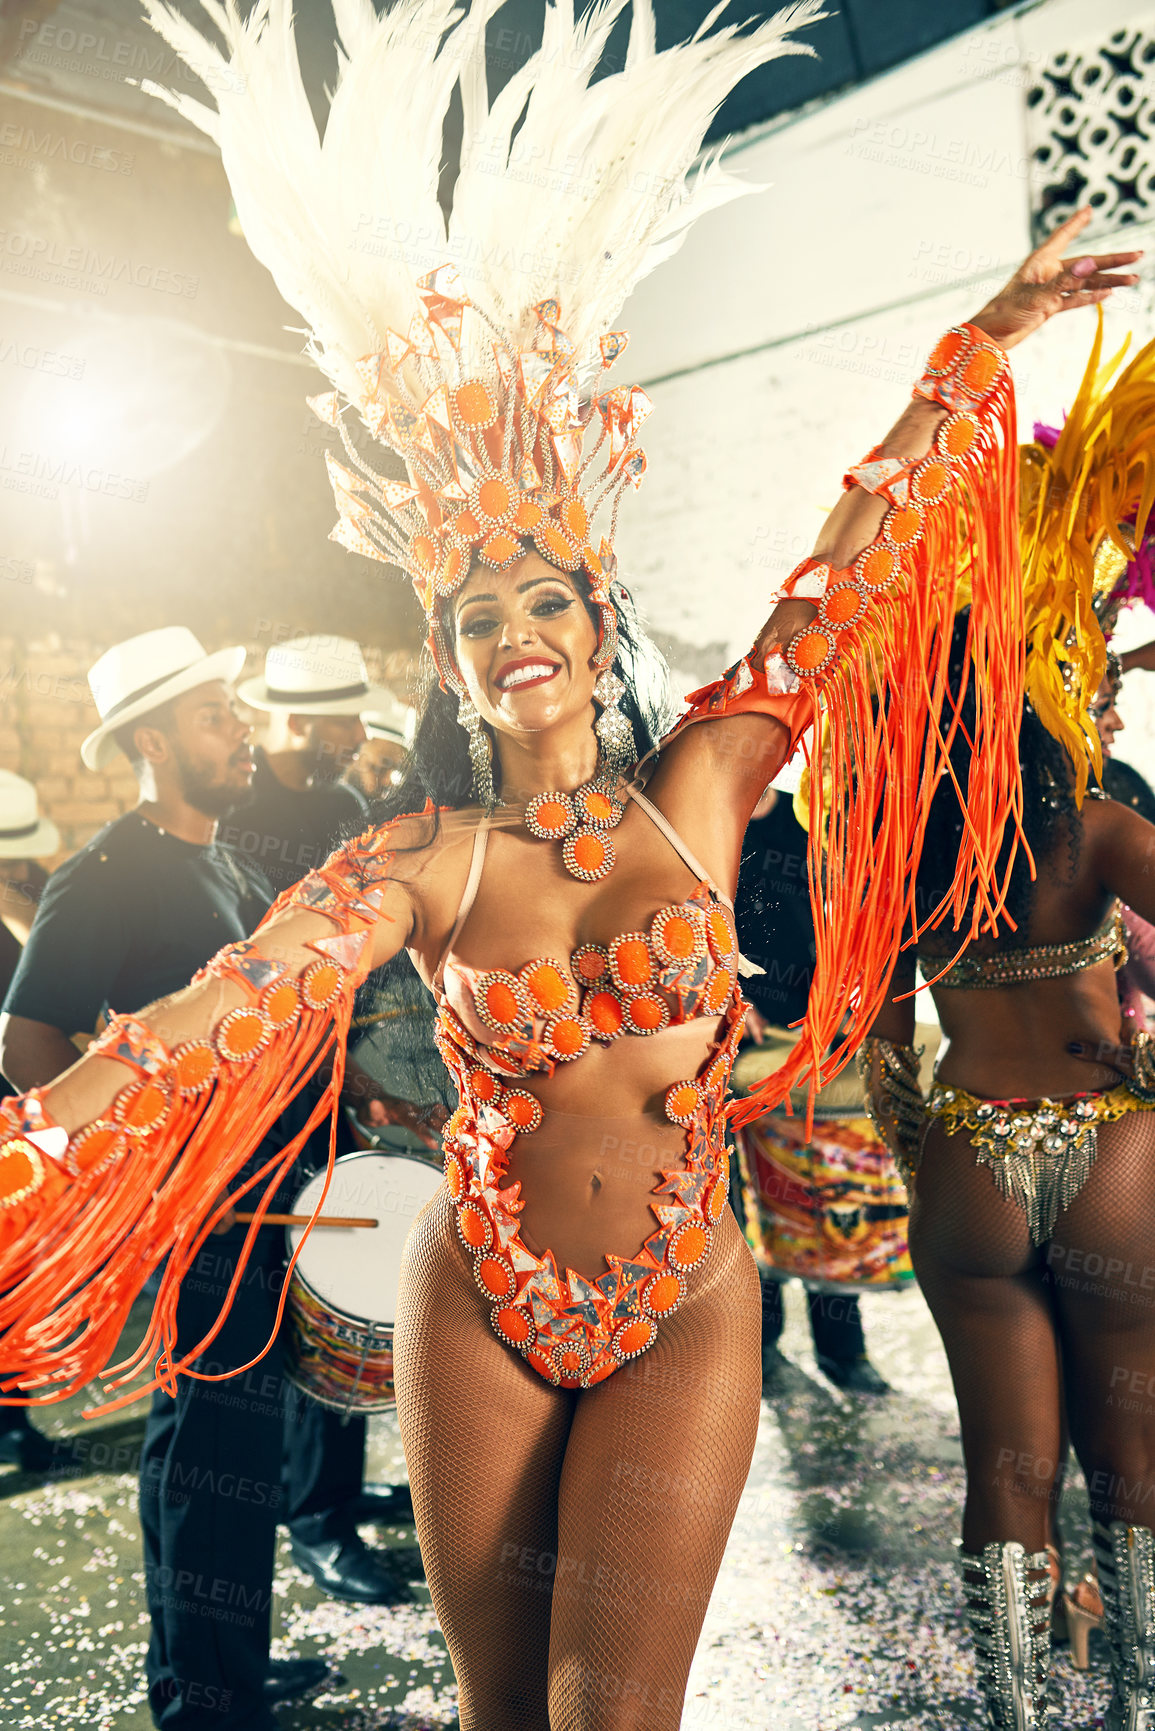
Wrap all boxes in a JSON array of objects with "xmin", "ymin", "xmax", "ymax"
[{"xmin": 141, "ymin": 0, "xmax": 821, "ymax": 677}]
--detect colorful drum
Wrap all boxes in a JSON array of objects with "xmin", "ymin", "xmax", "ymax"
[
  {"xmin": 736, "ymin": 1110, "xmax": 913, "ymax": 1292},
  {"xmin": 284, "ymin": 1151, "xmax": 442, "ymax": 1415}
]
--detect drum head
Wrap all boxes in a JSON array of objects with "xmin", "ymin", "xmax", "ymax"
[{"xmin": 287, "ymin": 1152, "xmax": 442, "ymax": 1325}]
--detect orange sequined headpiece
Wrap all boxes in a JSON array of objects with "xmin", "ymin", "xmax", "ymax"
[
  {"xmin": 138, "ymin": 0, "xmax": 825, "ymax": 687},
  {"xmin": 308, "ymin": 268, "xmax": 648, "ymax": 687}
]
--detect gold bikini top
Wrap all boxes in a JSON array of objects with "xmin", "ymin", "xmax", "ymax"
[{"xmin": 923, "ymin": 902, "xmax": 1128, "ymax": 991}]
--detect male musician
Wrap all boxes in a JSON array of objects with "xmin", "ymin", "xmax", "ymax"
[
  {"xmin": 223, "ymin": 634, "xmax": 413, "ymax": 1604},
  {"xmin": 0, "ymin": 628, "xmax": 335, "ymax": 1731}
]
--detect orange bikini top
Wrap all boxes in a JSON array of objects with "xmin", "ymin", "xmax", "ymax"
[{"xmin": 432, "ymin": 786, "xmax": 741, "ymax": 1083}]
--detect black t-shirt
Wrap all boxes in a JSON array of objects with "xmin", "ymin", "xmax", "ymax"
[
  {"xmin": 3, "ymin": 810, "xmax": 273, "ymax": 1035},
  {"xmin": 734, "ymin": 798, "xmax": 817, "ymax": 1028},
  {"xmin": 218, "ymin": 748, "xmax": 368, "ymax": 896}
]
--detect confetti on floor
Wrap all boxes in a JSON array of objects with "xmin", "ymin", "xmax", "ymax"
[{"xmin": 0, "ymin": 1284, "xmax": 1113, "ymax": 1729}]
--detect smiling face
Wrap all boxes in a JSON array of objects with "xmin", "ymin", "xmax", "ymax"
[{"xmin": 452, "ymin": 549, "xmax": 599, "ymax": 740}]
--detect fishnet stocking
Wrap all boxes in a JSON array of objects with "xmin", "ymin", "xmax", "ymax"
[
  {"xmin": 910, "ymin": 1110, "xmax": 1155, "ymax": 1554},
  {"xmin": 392, "ymin": 1192, "xmax": 761, "ymax": 1731}
]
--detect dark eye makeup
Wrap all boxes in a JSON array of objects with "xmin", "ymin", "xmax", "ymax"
[{"xmin": 457, "ymin": 586, "xmax": 574, "ymax": 639}]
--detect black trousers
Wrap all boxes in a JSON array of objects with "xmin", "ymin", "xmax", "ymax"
[
  {"xmin": 140, "ymin": 1226, "xmax": 287, "ymax": 1731},
  {"xmin": 283, "ymin": 1391, "xmax": 366, "ymax": 1544},
  {"xmin": 760, "ymin": 1272, "xmax": 867, "ymax": 1363}
]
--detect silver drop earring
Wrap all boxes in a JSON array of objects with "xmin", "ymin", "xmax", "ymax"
[
  {"xmin": 593, "ymin": 667, "xmax": 633, "ymax": 779},
  {"xmin": 457, "ymin": 693, "xmax": 496, "ymax": 809}
]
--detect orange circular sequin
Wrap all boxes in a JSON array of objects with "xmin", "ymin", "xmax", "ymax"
[
  {"xmin": 519, "ymin": 959, "xmax": 576, "ymax": 1018},
  {"xmin": 475, "ymin": 972, "xmax": 525, "ymax": 1030},
  {"xmin": 301, "ymin": 961, "xmax": 344, "ymax": 1010},
  {"xmin": 703, "ymin": 967, "xmax": 734, "ymax": 1014},
  {"xmin": 559, "ymin": 496, "xmax": 589, "ymax": 542},
  {"xmin": 609, "ymin": 934, "xmax": 653, "ymax": 993},
  {"xmin": 514, "ymin": 498, "xmax": 544, "ymax": 531},
  {"xmin": 468, "ymin": 1068, "xmax": 503, "ymax": 1106},
  {"xmin": 478, "ymin": 476, "xmax": 513, "ymax": 521},
  {"xmin": 504, "ymin": 1090, "xmax": 544, "ymax": 1133},
  {"xmin": 493, "ymin": 1305, "xmax": 533, "ymax": 1346},
  {"xmin": 786, "ymin": 628, "xmax": 835, "ymax": 677},
  {"xmin": 525, "ymin": 791, "xmax": 576, "ymax": 839},
  {"xmin": 706, "ymin": 906, "xmax": 735, "ymax": 962},
  {"xmin": 857, "ymin": 544, "xmax": 899, "ymax": 590},
  {"xmin": 664, "ymin": 1081, "xmax": 702, "ymax": 1125},
  {"xmin": 642, "ymin": 1272, "xmax": 684, "ymax": 1316},
  {"xmin": 260, "ymin": 980, "xmax": 300, "ymax": 1030},
  {"xmin": 173, "ymin": 1041, "xmax": 219, "ymax": 1096},
  {"xmin": 586, "ymin": 990, "xmax": 624, "ymax": 1039},
  {"xmin": 819, "ymin": 583, "xmax": 868, "ymax": 629},
  {"xmin": 0, "ymin": 1137, "xmax": 44, "ymax": 1208},
  {"xmin": 940, "ymin": 411, "xmax": 980, "ymax": 459},
  {"xmin": 961, "ymin": 346, "xmax": 1001, "ymax": 395},
  {"xmin": 575, "ymin": 785, "xmax": 620, "ymax": 829},
  {"xmin": 912, "ymin": 459, "xmax": 950, "ymax": 505},
  {"xmin": 612, "ymin": 1317, "xmax": 655, "ymax": 1360},
  {"xmin": 458, "ymin": 1203, "xmax": 492, "ymax": 1251},
  {"xmin": 625, "ymin": 993, "xmax": 668, "ymax": 1035},
  {"xmin": 454, "ymin": 379, "xmax": 498, "ymax": 427},
  {"xmin": 215, "ymin": 1007, "xmax": 271, "ymax": 1063},
  {"xmin": 476, "ymin": 1254, "xmax": 516, "ymax": 1299},
  {"xmin": 924, "ymin": 328, "xmax": 968, "ymax": 374},
  {"xmin": 115, "ymin": 1079, "xmax": 171, "ymax": 1135},
  {"xmin": 651, "ymin": 906, "xmax": 704, "ymax": 966},
  {"xmin": 885, "ymin": 505, "xmax": 922, "ymax": 549},
  {"xmin": 669, "ymin": 1222, "xmax": 709, "ymax": 1270},
  {"xmin": 707, "ymin": 1175, "xmax": 729, "ymax": 1223},
  {"xmin": 547, "ymin": 1016, "xmax": 589, "ymax": 1060},
  {"xmin": 563, "ymin": 829, "xmax": 614, "ymax": 882},
  {"xmin": 445, "ymin": 1152, "xmax": 466, "ymax": 1201},
  {"xmin": 69, "ymin": 1122, "xmax": 124, "ymax": 1175}
]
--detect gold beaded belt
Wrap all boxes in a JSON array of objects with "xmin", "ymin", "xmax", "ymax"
[{"xmin": 925, "ymin": 1080, "xmax": 1154, "ymax": 1243}]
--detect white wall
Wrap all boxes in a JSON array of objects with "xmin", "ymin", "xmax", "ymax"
[{"xmin": 613, "ymin": 0, "xmax": 1155, "ymax": 792}]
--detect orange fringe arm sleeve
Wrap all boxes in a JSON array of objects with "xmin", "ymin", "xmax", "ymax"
[
  {"xmin": 0, "ymin": 820, "xmax": 409, "ymax": 1413},
  {"xmin": 704, "ymin": 324, "xmax": 1024, "ymax": 1130}
]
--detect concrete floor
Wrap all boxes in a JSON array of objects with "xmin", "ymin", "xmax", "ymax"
[{"xmin": 0, "ymin": 1283, "xmax": 1109, "ymax": 1730}]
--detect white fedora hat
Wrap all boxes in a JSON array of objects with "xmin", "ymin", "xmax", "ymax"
[
  {"xmin": 0, "ymin": 770, "xmax": 60, "ymax": 858},
  {"xmin": 363, "ymin": 693, "xmax": 416, "ymax": 748},
  {"xmin": 81, "ymin": 626, "xmax": 247, "ymax": 772},
  {"xmin": 238, "ymin": 635, "xmax": 393, "ymax": 716}
]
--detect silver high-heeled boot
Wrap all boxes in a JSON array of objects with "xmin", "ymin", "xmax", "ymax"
[
  {"xmin": 1093, "ymin": 1520, "xmax": 1155, "ymax": 1730},
  {"xmin": 960, "ymin": 1542, "xmax": 1052, "ymax": 1727}
]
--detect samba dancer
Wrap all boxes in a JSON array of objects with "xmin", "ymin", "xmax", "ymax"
[
  {"xmin": 861, "ymin": 327, "xmax": 1155, "ymax": 1728},
  {"xmin": 0, "ymin": 5, "xmax": 1134, "ymax": 1726}
]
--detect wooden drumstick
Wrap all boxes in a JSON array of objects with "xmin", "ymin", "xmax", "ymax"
[{"xmin": 233, "ymin": 1212, "xmax": 379, "ymax": 1228}]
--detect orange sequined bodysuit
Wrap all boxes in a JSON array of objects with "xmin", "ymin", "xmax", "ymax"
[{"xmin": 431, "ymin": 785, "xmax": 746, "ymax": 1390}]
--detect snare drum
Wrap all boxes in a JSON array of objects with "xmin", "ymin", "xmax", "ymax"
[
  {"xmin": 284, "ymin": 1151, "xmax": 442, "ymax": 1415},
  {"xmin": 736, "ymin": 1110, "xmax": 913, "ymax": 1292}
]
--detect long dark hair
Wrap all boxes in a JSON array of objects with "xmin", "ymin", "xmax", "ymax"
[
  {"xmin": 917, "ymin": 610, "xmax": 1081, "ymax": 943},
  {"xmin": 371, "ymin": 568, "xmax": 675, "ymax": 832}
]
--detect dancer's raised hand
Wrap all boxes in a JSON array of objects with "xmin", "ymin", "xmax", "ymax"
[{"xmin": 971, "ymin": 206, "xmax": 1142, "ymax": 350}]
